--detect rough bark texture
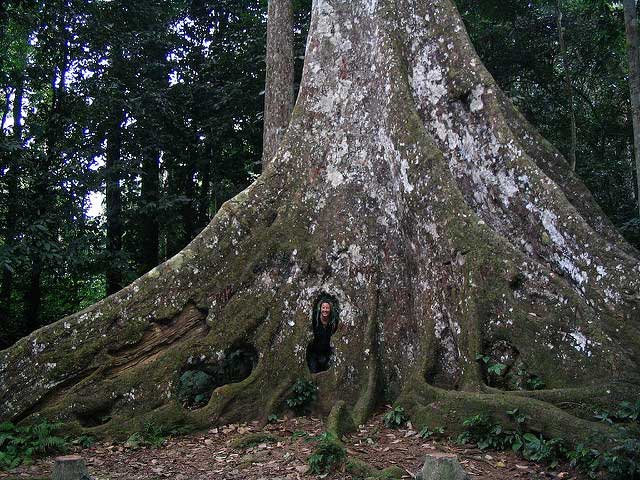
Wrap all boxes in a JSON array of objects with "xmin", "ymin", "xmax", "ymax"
[
  {"xmin": 1, "ymin": 0, "xmax": 639, "ymax": 445},
  {"xmin": 262, "ymin": 0, "xmax": 294, "ymax": 166},
  {"xmin": 624, "ymin": 0, "xmax": 640, "ymax": 217}
]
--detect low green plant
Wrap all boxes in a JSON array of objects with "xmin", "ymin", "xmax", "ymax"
[
  {"xmin": 307, "ymin": 432, "xmax": 346, "ymax": 474},
  {"xmin": 525, "ymin": 376, "xmax": 546, "ymax": 390},
  {"xmin": 594, "ymin": 400, "xmax": 640, "ymax": 425},
  {"xmin": 457, "ymin": 411, "xmax": 566, "ymax": 466},
  {"xmin": 285, "ymin": 378, "xmax": 317, "ymax": 414},
  {"xmin": 0, "ymin": 421, "xmax": 67, "ymax": 470},
  {"xmin": 125, "ymin": 421, "xmax": 173, "ymax": 448},
  {"xmin": 457, "ymin": 409, "xmax": 640, "ymax": 479},
  {"xmin": 73, "ymin": 435, "xmax": 95, "ymax": 448},
  {"xmin": 456, "ymin": 414, "xmax": 513, "ymax": 450},
  {"xmin": 418, "ymin": 426, "xmax": 445, "ymax": 439},
  {"xmin": 616, "ymin": 400, "xmax": 640, "ymax": 422},
  {"xmin": 383, "ymin": 406, "xmax": 408, "ymax": 429},
  {"xmin": 475, "ymin": 354, "xmax": 507, "ymax": 376},
  {"xmin": 267, "ymin": 414, "xmax": 279, "ymax": 424}
]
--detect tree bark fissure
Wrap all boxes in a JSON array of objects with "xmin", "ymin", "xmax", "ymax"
[{"xmin": 0, "ymin": 0, "xmax": 638, "ymax": 443}]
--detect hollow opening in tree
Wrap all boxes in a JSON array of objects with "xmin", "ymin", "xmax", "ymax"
[
  {"xmin": 76, "ymin": 401, "xmax": 115, "ymax": 428},
  {"xmin": 177, "ymin": 343, "xmax": 258, "ymax": 409},
  {"xmin": 306, "ymin": 295, "xmax": 340, "ymax": 374}
]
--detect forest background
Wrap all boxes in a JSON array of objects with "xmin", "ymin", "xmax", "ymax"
[{"xmin": 0, "ymin": 0, "xmax": 638, "ymax": 349}]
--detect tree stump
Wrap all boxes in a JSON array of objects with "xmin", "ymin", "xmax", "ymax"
[
  {"xmin": 52, "ymin": 455, "xmax": 90, "ymax": 480},
  {"xmin": 416, "ymin": 453, "xmax": 469, "ymax": 480}
]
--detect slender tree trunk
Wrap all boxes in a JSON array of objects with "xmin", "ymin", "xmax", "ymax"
[
  {"xmin": 182, "ymin": 161, "xmax": 197, "ymax": 242},
  {"xmin": 624, "ymin": 0, "xmax": 640, "ymax": 217},
  {"xmin": 0, "ymin": 78, "xmax": 23, "ymax": 331},
  {"xmin": 105, "ymin": 101, "xmax": 125, "ymax": 295},
  {"xmin": 262, "ymin": 0, "xmax": 294, "ymax": 167},
  {"xmin": 197, "ymin": 155, "xmax": 212, "ymax": 227},
  {"xmin": 1, "ymin": 88, "xmax": 10, "ymax": 131},
  {"xmin": 556, "ymin": 0, "xmax": 577, "ymax": 171},
  {"xmin": 22, "ymin": 259, "xmax": 43, "ymax": 334},
  {"xmin": 137, "ymin": 37, "xmax": 167, "ymax": 275},
  {"xmin": 140, "ymin": 150, "xmax": 160, "ymax": 274}
]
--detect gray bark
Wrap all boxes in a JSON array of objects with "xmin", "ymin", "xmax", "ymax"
[
  {"xmin": 262, "ymin": 0, "xmax": 294, "ymax": 167},
  {"xmin": 624, "ymin": 0, "xmax": 640, "ymax": 217},
  {"xmin": 556, "ymin": 0, "xmax": 577, "ymax": 171}
]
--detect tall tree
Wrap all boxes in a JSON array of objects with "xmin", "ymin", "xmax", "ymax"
[
  {"xmin": 0, "ymin": 74, "xmax": 23, "ymax": 335},
  {"xmin": 1, "ymin": 0, "xmax": 638, "ymax": 455},
  {"xmin": 624, "ymin": 0, "xmax": 640, "ymax": 216},
  {"xmin": 556, "ymin": 0, "xmax": 577, "ymax": 171},
  {"xmin": 262, "ymin": 0, "xmax": 294, "ymax": 166},
  {"xmin": 104, "ymin": 86, "xmax": 126, "ymax": 295}
]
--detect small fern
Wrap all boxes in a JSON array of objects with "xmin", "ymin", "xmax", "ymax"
[{"xmin": 0, "ymin": 421, "xmax": 67, "ymax": 470}]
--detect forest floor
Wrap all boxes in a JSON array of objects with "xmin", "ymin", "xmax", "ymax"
[{"xmin": 0, "ymin": 413, "xmax": 584, "ymax": 480}]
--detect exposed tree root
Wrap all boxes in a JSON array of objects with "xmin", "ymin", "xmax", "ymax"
[{"xmin": 398, "ymin": 377, "xmax": 624, "ymax": 447}]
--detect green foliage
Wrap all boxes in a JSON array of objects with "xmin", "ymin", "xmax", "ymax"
[
  {"xmin": 594, "ymin": 399, "xmax": 640, "ymax": 424},
  {"xmin": 457, "ymin": 411, "xmax": 566, "ymax": 466},
  {"xmin": 177, "ymin": 370, "xmax": 214, "ymax": 407},
  {"xmin": 267, "ymin": 414, "xmax": 279, "ymax": 424},
  {"xmin": 73, "ymin": 435, "xmax": 95, "ymax": 448},
  {"xmin": 456, "ymin": 414, "xmax": 515, "ymax": 450},
  {"xmin": 125, "ymin": 421, "xmax": 175, "ymax": 449},
  {"xmin": 475, "ymin": 354, "xmax": 507, "ymax": 377},
  {"xmin": 487, "ymin": 363, "xmax": 507, "ymax": 375},
  {"xmin": 0, "ymin": 421, "xmax": 66, "ymax": 470},
  {"xmin": 457, "ymin": 408, "xmax": 640, "ymax": 479},
  {"xmin": 285, "ymin": 378, "xmax": 317, "ymax": 414},
  {"xmin": 307, "ymin": 432, "xmax": 346, "ymax": 475},
  {"xmin": 569, "ymin": 436, "xmax": 640, "ymax": 480},
  {"xmin": 383, "ymin": 406, "xmax": 408, "ymax": 429},
  {"xmin": 418, "ymin": 426, "xmax": 445, "ymax": 439},
  {"xmin": 525, "ymin": 376, "xmax": 546, "ymax": 391},
  {"xmin": 616, "ymin": 400, "xmax": 640, "ymax": 422}
]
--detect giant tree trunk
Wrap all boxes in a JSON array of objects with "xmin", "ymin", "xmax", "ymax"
[{"xmin": 1, "ymin": 0, "xmax": 639, "ymax": 445}]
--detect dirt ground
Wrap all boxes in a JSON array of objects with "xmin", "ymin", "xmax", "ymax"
[{"xmin": 0, "ymin": 413, "xmax": 584, "ymax": 480}]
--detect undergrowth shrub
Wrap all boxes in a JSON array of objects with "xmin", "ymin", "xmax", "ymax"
[
  {"xmin": 286, "ymin": 378, "xmax": 317, "ymax": 414},
  {"xmin": 383, "ymin": 406, "xmax": 408, "ymax": 429},
  {"xmin": 125, "ymin": 421, "xmax": 189, "ymax": 448},
  {"xmin": 307, "ymin": 432, "xmax": 346, "ymax": 474},
  {"xmin": 0, "ymin": 421, "xmax": 67, "ymax": 470},
  {"xmin": 457, "ymin": 406, "xmax": 640, "ymax": 479}
]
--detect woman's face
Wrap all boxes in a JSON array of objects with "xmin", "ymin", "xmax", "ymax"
[{"xmin": 320, "ymin": 302, "xmax": 331, "ymax": 322}]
